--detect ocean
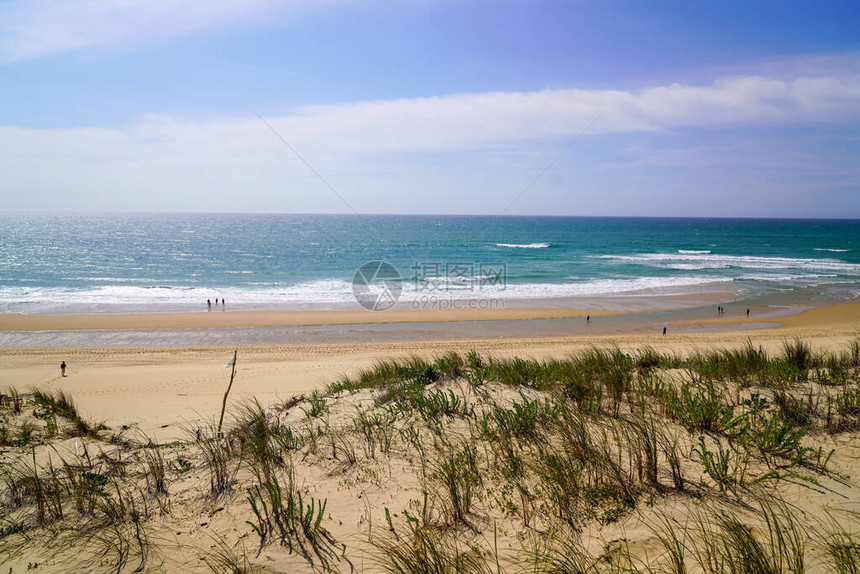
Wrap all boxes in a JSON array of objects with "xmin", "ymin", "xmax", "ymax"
[{"xmin": 1, "ymin": 214, "xmax": 859, "ymax": 315}]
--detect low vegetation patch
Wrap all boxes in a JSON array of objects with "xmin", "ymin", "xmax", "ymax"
[{"xmin": 1, "ymin": 339, "xmax": 859, "ymax": 572}]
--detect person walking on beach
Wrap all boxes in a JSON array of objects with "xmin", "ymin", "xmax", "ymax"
[
  {"xmin": 207, "ymin": 299, "xmax": 212, "ymax": 311},
  {"xmin": 222, "ymin": 298, "xmax": 226, "ymax": 309},
  {"xmin": 662, "ymin": 327, "xmax": 667, "ymax": 336},
  {"xmin": 61, "ymin": 361, "xmax": 66, "ymax": 377},
  {"xmin": 746, "ymin": 308, "xmax": 750, "ymax": 318}
]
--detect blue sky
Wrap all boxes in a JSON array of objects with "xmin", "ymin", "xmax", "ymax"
[{"xmin": 1, "ymin": 0, "xmax": 858, "ymax": 217}]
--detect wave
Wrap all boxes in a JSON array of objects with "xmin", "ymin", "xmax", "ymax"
[
  {"xmin": 499, "ymin": 276, "xmax": 732, "ymax": 298},
  {"xmin": 678, "ymin": 250, "xmax": 711, "ymax": 254},
  {"xmin": 0, "ymin": 280, "xmax": 356, "ymax": 314},
  {"xmin": 736, "ymin": 273, "xmax": 832, "ymax": 283},
  {"xmin": 67, "ymin": 277, "xmax": 163, "ymax": 283},
  {"xmin": 814, "ymin": 248, "xmax": 850, "ymax": 252},
  {"xmin": 3, "ymin": 250, "xmax": 858, "ymax": 315},
  {"xmin": 496, "ymin": 243, "xmax": 550, "ymax": 249},
  {"xmin": 595, "ymin": 253, "xmax": 860, "ymax": 274},
  {"xmin": 0, "ymin": 274, "xmax": 737, "ymax": 314}
]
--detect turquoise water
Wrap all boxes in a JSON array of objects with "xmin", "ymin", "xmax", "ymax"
[{"xmin": 1, "ymin": 214, "xmax": 858, "ymax": 314}]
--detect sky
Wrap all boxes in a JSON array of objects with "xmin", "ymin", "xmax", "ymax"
[{"xmin": 1, "ymin": 0, "xmax": 859, "ymax": 217}]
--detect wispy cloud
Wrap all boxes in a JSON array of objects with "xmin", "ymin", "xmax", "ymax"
[
  {"xmin": 4, "ymin": 62, "xmax": 859, "ymax": 154},
  {"xmin": 1, "ymin": 57, "xmax": 858, "ymax": 212},
  {"xmin": 268, "ymin": 69, "xmax": 860, "ymax": 152},
  {"xmin": 0, "ymin": 0, "xmax": 317, "ymax": 63}
]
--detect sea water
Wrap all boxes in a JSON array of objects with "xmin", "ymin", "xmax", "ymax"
[{"xmin": 1, "ymin": 213, "xmax": 858, "ymax": 315}]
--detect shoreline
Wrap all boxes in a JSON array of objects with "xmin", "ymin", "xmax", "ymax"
[
  {"xmin": 0, "ymin": 298, "xmax": 856, "ymax": 349},
  {"xmin": 1, "ymin": 299, "xmax": 858, "ymax": 355},
  {"xmin": 0, "ymin": 287, "xmax": 827, "ymax": 333},
  {"xmin": 0, "ymin": 289, "xmax": 744, "ymax": 331}
]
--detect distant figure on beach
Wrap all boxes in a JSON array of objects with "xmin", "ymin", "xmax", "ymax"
[
  {"xmin": 215, "ymin": 298, "xmax": 219, "ymax": 305},
  {"xmin": 61, "ymin": 361, "xmax": 66, "ymax": 377},
  {"xmin": 222, "ymin": 298, "xmax": 226, "ymax": 309},
  {"xmin": 662, "ymin": 326, "xmax": 667, "ymax": 336},
  {"xmin": 586, "ymin": 315, "xmax": 590, "ymax": 323},
  {"xmin": 207, "ymin": 299, "xmax": 212, "ymax": 311},
  {"xmin": 746, "ymin": 308, "xmax": 750, "ymax": 318}
]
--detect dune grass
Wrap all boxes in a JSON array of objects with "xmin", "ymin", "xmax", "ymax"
[{"xmin": 1, "ymin": 339, "xmax": 859, "ymax": 571}]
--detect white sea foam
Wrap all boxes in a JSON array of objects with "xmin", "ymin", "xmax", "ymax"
[
  {"xmin": 496, "ymin": 243, "xmax": 550, "ymax": 249},
  {"xmin": 408, "ymin": 277, "xmax": 721, "ymax": 300},
  {"xmin": 3, "ymin": 248, "xmax": 857, "ymax": 315},
  {"xmin": 486, "ymin": 275, "xmax": 732, "ymax": 298},
  {"xmin": 678, "ymin": 250, "xmax": 711, "ymax": 254},
  {"xmin": 0, "ymin": 274, "xmax": 736, "ymax": 314},
  {"xmin": 67, "ymin": 277, "xmax": 162, "ymax": 283},
  {"xmin": 596, "ymin": 253, "xmax": 860, "ymax": 274},
  {"xmin": 814, "ymin": 248, "xmax": 850, "ymax": 252},
  {"xmin": 736, "ymin": 273, "xmax": 827, "ymax": 283},
  {"xmin": 0, "ymin": 280, "xmax": 357, "ymax": 314}
]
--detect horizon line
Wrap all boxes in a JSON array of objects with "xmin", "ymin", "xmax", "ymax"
[{"xmin": 2, "ymin": 210, "xmax": 860, "ymax": 222}]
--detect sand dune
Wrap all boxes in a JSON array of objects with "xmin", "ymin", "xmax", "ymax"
[{"xmin": 1, "ymin": 302, "xmax": 859, "ymax": 572}]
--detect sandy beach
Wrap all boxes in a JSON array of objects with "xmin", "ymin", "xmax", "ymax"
[
  {"xmin": 2, "ymin": 302, "xmax": 860, "ymax": 572},
  {"xmin": 4, "ymin": 1, "xmax": 858, "ymax": 569},
  {"xmin": 1, "ymin": 302, "xmax": 858, "ymax": 439},
  {"xmin": 0, "ymin": 306, "xmax": 622, "ymax": 332}
]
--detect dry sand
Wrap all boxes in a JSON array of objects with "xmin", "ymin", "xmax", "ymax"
[
  {"xmin": 1, "ymin": 302, "xmax": 857, "ymax": 440},
  {"xmin": 1, "ymin": 302, "xmax": 859, "ymax": 572}
]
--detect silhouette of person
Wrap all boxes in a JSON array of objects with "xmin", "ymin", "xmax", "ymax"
[
  {"xmin": 662, "ymin": 327, "xmax": 667, "ymax": 336},
  {"xmin": 61, "ymin": 361, "xmax": 66, "ymax": 377},
  {"xmin": 207, "ymin": 299, "xmax": 212, "ymax": 311},
  {"xmin": 746, "ymin": 308, "xmax": 750, "ymax": 318},
  {"xmin": 586, "ymin": 315, "xmax": 591, "ymax": 323}
]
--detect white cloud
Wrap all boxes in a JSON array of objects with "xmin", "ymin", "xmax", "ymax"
[
  {"xmin": 275, "ymin": 71, "xmax": 860, "ymax": 151},
  {"xmin": 0, "ymin": 0, "xmax": 317, "ymax": 63},
  {"xmin": 1, "ymin": 61, "xmax": 859, "ymax": 212},
  {"xmin": 3, "ymin": 65, "xmax": 859, "ymax": 157},
  {"xmin": 111, "ymin": 65, "xmax": 860, "ymax": 156}
]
